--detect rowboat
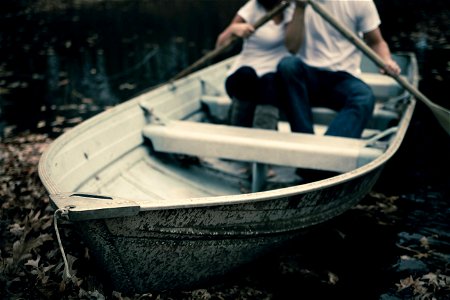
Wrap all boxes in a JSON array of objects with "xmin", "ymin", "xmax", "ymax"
[{"xmin": 39, "ymin": 52, "xmax": 418, "ymax": 293}]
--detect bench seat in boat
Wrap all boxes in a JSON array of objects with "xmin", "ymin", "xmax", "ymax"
[{"xmin": 142, "ymin": 120, "xmax": 384, "ymax": 174}]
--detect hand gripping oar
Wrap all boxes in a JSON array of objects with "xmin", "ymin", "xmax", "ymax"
[
  {"xmin": 306, "ymin": 0, "xmax": 450, "ymax": 136},
  {"xmin": 171, "ymin": 0, "xmax": 292, "ymax": 81}
]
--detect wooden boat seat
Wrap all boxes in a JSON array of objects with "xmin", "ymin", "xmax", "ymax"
[
  {"xmin": 358, "ymin": 73, "xmax": 405, "ymax": 101},
  {"xmin": 142, "ymin": 120, "xmax": 384, "ymax": 174}
]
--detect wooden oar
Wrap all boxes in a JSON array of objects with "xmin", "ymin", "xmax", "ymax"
[
  {"xmin": 170, "ymin": 0, "xmax": 292, "ymax": 81},
  {"xmin": 306, "ymin": 0, "xmax": 450, "ymax": 135}
]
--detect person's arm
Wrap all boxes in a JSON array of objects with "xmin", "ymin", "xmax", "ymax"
[
  {"xmin": 215, "ymin": 15, "xmax": 255, "ymax": 48},
  {"xmin": 364, "ymin": 28, "xmax": 401, "ymax": 75},
  {"xmin": 285, "ymin": 2, "xmax": 307, "ymax": 54}
]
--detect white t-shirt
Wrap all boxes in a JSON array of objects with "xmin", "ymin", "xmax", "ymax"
[
  {"xmin": 299, "ymin": 0, "xmax": 381, "ymax": 76},
  {"xmin": 229, "ymin": 0, "xmax": 295, "ymax": 76}
]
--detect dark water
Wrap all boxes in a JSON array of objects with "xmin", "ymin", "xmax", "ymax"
[{"xmin": 1, "ymin": 0, "xmax": 449, "ymax": 298}]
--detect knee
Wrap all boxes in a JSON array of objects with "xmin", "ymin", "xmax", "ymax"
[
  {"xmin": 233, "ymin": 66, "xmax": 258, "ymax": 80},
  {"xmin": 277, "ymin": 56, "xmax": 297, "ymax": 74},
  {"xmin": 226, "ymin": 66, "xmax": 258, "ymax": 96},
  {"xmin": 277, "ymin": 56, "xmax": 307, "ymax": 79}
]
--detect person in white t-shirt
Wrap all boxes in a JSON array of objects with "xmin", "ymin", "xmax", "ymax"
[
  {"xmin": 277, "ymin": 0, "xmax": 401, "ymax": 138},
  {"xmin": 216, "ymin": 0, "xmax": 295, "ymax": 128}
]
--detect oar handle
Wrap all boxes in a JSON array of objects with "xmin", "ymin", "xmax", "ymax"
[{"xmin": 171, "ymin": 0, "xmax": 291, "ymax": 81}]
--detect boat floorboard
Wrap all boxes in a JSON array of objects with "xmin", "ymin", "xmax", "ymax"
[{"xmin": 94, "ymin": 151, "xmax": 246, "ymax": 201}]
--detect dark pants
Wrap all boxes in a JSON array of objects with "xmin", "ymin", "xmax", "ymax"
[
  {"xmin": 277, "ymin": 56, "xmax": 375, "ymax": 138},
  {"xmin": 225, "ymin": 66, "xmax": 280, "ymax": 106},
  {"xmin": 225, "ymin": 66, "xmax": 281, "ymax": 127}
]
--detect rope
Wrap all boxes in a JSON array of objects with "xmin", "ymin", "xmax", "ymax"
[{"xmin": 53, "ymin": 207, "xmax": 72, "ymax": 279}]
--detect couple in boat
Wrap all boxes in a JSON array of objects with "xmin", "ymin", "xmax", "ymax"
[
  {"xmin": 216, "ymin": 0, "xmax": 401, "ymax": 181},
  {"xmin": 216, "ymin": 0, "xmax": 400, "ymax": 137}
]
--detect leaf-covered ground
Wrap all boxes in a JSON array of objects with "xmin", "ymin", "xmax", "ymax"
[{"xmin": 1, "ymin": 129, "xmax": 449, "ymax": 300}]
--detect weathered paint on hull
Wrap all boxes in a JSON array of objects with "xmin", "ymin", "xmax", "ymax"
[{"xmin": 77, "ymin": 167, "xmax": 382, "ymax": 293}]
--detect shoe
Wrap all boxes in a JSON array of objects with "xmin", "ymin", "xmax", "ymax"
[
  {"xmin": 252, "ymin": 104, "xmax": 279, "ymax": 130},
  {"xmin": 229, "ymin": 98, "xmax": 255, "ymax": 127}
]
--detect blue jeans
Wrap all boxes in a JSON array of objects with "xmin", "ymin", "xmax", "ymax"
[{"xmin": 277, "ymin": 56, "xmax": 375, "ymax": 138}]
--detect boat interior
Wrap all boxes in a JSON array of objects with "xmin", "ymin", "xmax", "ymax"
[
  {"xmin": 43, "ymin": 54, "xmax": 415, "ymax": 205},
  {"xmin": 139, "ymin": 54, "xmax": 414, "ymax": 193}
]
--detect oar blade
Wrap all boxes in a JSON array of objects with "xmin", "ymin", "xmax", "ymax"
[{"xmin": 429, "ymin": 103, "xmax": 450, "ymax": 135}]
